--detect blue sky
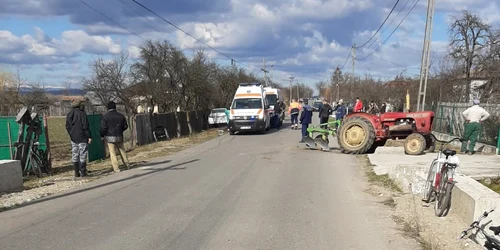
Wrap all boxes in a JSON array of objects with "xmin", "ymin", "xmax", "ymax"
[{"xmin": 0, "ymin": 0, "xmax": 499, "ymax": 88}]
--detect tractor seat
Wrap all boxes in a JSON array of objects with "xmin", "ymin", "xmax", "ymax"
[{"xmin": 443, "ymin": 149, "xmax": 456, "ymax": 157}]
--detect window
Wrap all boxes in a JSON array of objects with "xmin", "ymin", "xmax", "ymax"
[
  {"xmin": 231, "ymin": 98, "xmax": 263, "ymax": 109},
  {"xmin": 211, "ymin": 108, "xmax": 226, "ymax": 113},
  {"xmin": 265, "ymin": 94, "xmax": 278, "ymax": 106}
]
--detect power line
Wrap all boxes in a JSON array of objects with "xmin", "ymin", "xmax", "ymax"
[
  {"xmin": 77, "ymin": 0, "xmax": 146, "ymax": 42},
  {"xmin": 339, "ymin": 49, "xmax": 351, "ymax": 69},
  {"xmin": 354, "ymin": 0, "xmax": 401, "ymax": 49},
  {"xmin": 357, "ymin": 0, "xmax": 420, "ymax": 61},
  {"xmin": 129, "ymin": 0, "xmax": 254, "ymax": 69},
  {"xmin": 364, "ymin": 0, "xmax": 412, "ymax": 51}
]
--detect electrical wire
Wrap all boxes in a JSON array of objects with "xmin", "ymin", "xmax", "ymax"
[
  {"xmin": 129, "ymin": 0, "xmax": 256, "ymax": 70},
  {"xmin": 339, "ymin": 49, "xmax": 352, "ymax": 70},
  {"xmin": 77, "ymin": 0, "xmax": 147, "ymax": 42},
  {"xmin": 354, "ymin": 0, "xmax": 401, "ymax": 49},
  {"xmin": 363, "ymin": 0, "xmax": 413, "ymax": 51},
  {"xmin": 357, "ymin": 0, "xmax": 420, "ymax": 61}
]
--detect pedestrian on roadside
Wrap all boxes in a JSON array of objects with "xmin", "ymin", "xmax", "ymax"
[
  {"xmin": 225, "ymin": 108, "xmax": 230, "ymax": 132},
  {"xmin": 100, "ymin": 101, "xmax": 130, "ymax": 173},
  {"xmin": 288, "ymin": 99, "xmax": 301, "ymax": 130},
  {"xmin": 380, "ymin": 102, "xmax": 387, "ymax": 114},
  {"xmin": 461, "ymin": 98, "xmax": 490, "ymax": 155},
  {"xmin": 299, "ymin": 99, "xmax": 313, "ymax": 143},
  {"xmin": 367, "ymin": 101, "xmax": 379, "ymax": 114},
  {"xmin": 65, "ymin": 100, "xmax": 91, "ymax": 178},
  {"xmin": 318, "ymin": 99, "xmax": 332, "ymax": 129},
  {"xmin": 354, "ymin": 97, "xmax": 363, "ymax": 112},
  {"xmin": 334, "ymin": 99, "xmax": 346, "ymax": 130}
]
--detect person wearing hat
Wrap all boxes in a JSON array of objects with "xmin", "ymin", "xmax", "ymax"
[
  {"xmin": 461, "ymin": 98, "xmax": 490, "ymax": 155},
  {"xmin": 299, "ymin": 99, "xmax": 313, "ymax": 143},
  {"xmin": 65, "ymin": 99, "xmax": 92, "ymax": 177},
  {"xmin": 100, "ymin": 101, "xmax": 130, "ymax": 173}
]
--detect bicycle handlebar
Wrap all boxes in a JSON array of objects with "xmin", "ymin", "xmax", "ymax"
[
  {"xmin": 429, "ymin": 133, "xmax": 463, "ymax": 145},
  {"xmin": 458, "ymin": 207, "xmax": 496, "ymax": 240}
]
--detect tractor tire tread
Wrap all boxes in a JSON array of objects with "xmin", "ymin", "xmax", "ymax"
[{"xmin": 337, "ymin": 116, "xmax": 376, "ymax": 154}]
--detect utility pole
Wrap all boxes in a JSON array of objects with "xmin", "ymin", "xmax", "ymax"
[
  {"xmin": 261, "ymin": 58, "xmax": 269, "ymax": 86},
  {"xmin": 288, "ymin": 76, "xmax": 295, "ymax": 103},
  {"xmin": 417, "ymin": 0, "xmax": 436, "ymax": 111},
  {"xmin": 335, "ymin": 66, "xmax": 341, "ymax": 101},
  {"xmin": 351, "ymin": 44, "xmax": 356, "ymax": 100},
  {"xmin": 296, "ymin": 79, "xmax": 299, "ymax": 100}
]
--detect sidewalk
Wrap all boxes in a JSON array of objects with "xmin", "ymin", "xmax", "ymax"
[
  {"xmin": 370, "ymin": 147, "xmax": 500, "ymax": 179},
  {"xmin": 368, "ymin": 147, "xmax": 500, "ymax": 248}
]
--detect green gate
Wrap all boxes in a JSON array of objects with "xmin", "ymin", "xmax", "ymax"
[
  {"xmin": 0, "ymin": 116, "xmax": 47, "ymax": 160},
  {"xmin": 87, "ymin": 114, "xmax": 106, "ymax": 162}
]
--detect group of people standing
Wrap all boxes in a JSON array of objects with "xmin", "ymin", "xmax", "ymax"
[
  {"xmin": 65, "ymin": 100, "xmax": 130, "ymax": 178},
  {"xmin": 288, "ymin": 98, "xmax": 348, "ymax": 143}
]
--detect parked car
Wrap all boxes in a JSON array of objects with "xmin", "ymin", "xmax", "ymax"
[{"xmin": 208, "ymin": 108, "xmax": 228, "ymax": 127}]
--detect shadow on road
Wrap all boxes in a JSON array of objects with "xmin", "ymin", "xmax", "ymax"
[{"xmin": 6, "ymin": 159, "xmax": 199, "ymax": 211}]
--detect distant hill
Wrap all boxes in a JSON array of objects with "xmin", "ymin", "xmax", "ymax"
[{"xmin": 20, "ymin": 87, "xmax": 85, "ymax": 96}]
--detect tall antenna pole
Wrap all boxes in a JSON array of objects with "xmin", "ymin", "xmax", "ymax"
[
  {"xmin": 261, "ymin": 58, "xmax": 269, "ymax": 86},
  {"xmin": 351, "ymin": 44, "xmax": 356, "ymax": 99},
  {"xmin": 417, "ymin": 0, "xmax": 436, "ymax": 111},
  {"xmin": 288, "ymin": 76, "xmax": 295, "ymax": 103}
]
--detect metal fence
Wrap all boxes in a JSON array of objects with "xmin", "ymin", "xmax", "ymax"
[
  {"xmin": 135, "ymin": 111, "xmax": 211, "ymax": 146},
  {"xmin": 433, "ymin": 102, "xmax": 500, "ymax": 147}
]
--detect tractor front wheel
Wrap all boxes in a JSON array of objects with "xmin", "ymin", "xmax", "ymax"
[
  {"xmin": 337, "ymin": 116, "xmax": 376, "ymax": 154},
  {"xmin": 404, "ymin": 133, "xmax": 427, "ymax": 155}
]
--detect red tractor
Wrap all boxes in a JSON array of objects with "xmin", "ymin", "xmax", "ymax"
[{"xmin": 337, "ymin": 111, "xmax": 435, "ymax": 155}]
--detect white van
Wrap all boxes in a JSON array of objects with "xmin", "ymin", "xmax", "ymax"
[
  {"xmin": 264, "ymin": 86, "xmax": 284, "ymax": 123},
  {"xmin": 228, "ymin": 82, "xmax": 271, "ymax": 134}
]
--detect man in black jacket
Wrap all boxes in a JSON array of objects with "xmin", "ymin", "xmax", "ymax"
[
  {"xmin": 318, "ymin": 99, "xmax": 332, "ymax": 129},
  {"xmin": 100, "ymin": 101, "xmax": 129, "ymax": 173},
  {"xmin": 66, "ymin": 100, "xmax": 92, "ymax": 177}
]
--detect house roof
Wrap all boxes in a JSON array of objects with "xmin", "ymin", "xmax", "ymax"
[{"xmin": 60, "ymin": 95, "xmax": 87, "ymax": 101}]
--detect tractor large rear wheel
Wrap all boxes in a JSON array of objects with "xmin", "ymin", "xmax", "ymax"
[
  {"xmin": 337, "ymin": 116, "xmax": 376, "ymax": 154},
  {"xmin": 404, "ymin": 133, "xmax": 426, "ymax": 155}
]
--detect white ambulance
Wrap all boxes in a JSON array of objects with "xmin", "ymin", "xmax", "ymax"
[
  {"xmin": 228, "ymin": 82, "xmax": 271, "ymax": 135},
  {"xmin": 264, "ymin": 86, "xmax": 284, "ymax": 124}
]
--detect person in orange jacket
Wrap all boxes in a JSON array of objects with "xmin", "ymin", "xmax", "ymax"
[
  {"xmin": 354, "ymin": 97, "xmax": 363, "ymax": 112},
  {"xmin": 288, "ymin": 99, "xmax": 302, "ymax": 129}
]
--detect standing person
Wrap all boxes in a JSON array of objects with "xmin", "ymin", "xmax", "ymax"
[
  {"xmin": 318, "ymin": 99, "xmax": 332, "ymax": 129},
  {"xmin": 65, "ymin": 100, "xmax": 91, "ymax": 178},
  {"xmin": 354, "ymin": 97, "xmax": 363, "ymax": 112},
  {"xmin": 380, "ymin": 102, "xmax": 387, "ymax": 114},
  {"xmin": 100, "ymin": 101, "xmax": 130, "ymax": 173},
  {"xmin": 299, "ymin": 99, "xmax": 313, "ymax": 143},
  {"xmin": 335, "ymin": 99, "xmax": 346, "ymax": 129},
  {"xmin": 367, "ymin": 101, "xmax": 379, "ymax": 114},
  {"xmin": 461, "ymin": 99, "xmax": 490, "ymax": 155},
  {"xmin": 288, "ymin": 99, "xmax": 301, "ymax": 130},
  {"xmin": 397, "ymin": 99, "xmax": 404, "ymax": 112},
  {"xmin": 224, "ymin": 108, "xmax": 230, "ymax": 132}
]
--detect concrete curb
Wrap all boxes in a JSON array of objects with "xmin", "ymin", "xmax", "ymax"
[
  {"xmin": 367, "ymin": 154, "xmax": 500, "ymax": 247},
  {"xmin": 432, "ymin": 131, "xmax": 497, "ymax": 155}
]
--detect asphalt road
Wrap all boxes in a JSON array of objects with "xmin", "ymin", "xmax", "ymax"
[{"xmin": 0, "ymin": 117, "xmax": 421, "ymax": 250}]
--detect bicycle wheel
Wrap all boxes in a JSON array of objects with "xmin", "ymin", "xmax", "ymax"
[
  {"xmin": 38, "ymin": 149, "xmax": 52, "ymax": 175},
  {"xmin": 30, "ymin": 154, "xmax": 43, "ymax": 178},
  {"xmin": 422, "ymin": 159, "xmax": 438, "ymax": 202},
  {"xmin": 435, "ymin": 170, "xmax": 452, "ymax": 217}
]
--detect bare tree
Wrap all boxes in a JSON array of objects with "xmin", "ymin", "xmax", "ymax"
[{"xmin": 449, "ymin": 10, "xmax": 491, "ymax": 101}]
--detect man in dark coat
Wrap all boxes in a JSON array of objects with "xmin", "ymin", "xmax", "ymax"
[
  {"xmin": 318, "ymin": 99, "xmax": 332, "ymax": 129},
  {"xmin": 65, "ymin": 100, "xmax": 92, "ymax": 177},
  {"xmin": 100, "ymin": 101, "xmax": 130, "ymax": 173},
  {"xmin": 299, "ymin": 99, "xmax": 313, "ymax": 143}
]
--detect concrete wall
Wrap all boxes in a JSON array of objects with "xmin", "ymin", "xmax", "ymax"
[
  {"xmin": 0, "ymin": 160, "xmax": 23, "ymax": 193},
  {"xmin": 432, "ymin": 131, "xmax": 497, "ymax": 154}
]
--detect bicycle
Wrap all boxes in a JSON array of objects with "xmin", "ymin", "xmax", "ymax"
[
  {"xmin": 422, "ymin": 133, "xmax": 463, "ymax": 217},
  {"xmin": 14, "ymin": 141, "xmax": 51, "ymax": 177},
  {"xmin": 458, "ymin": 208, "xmax": 500, "ymax": 249}
]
